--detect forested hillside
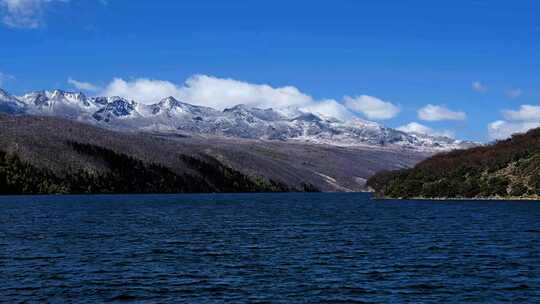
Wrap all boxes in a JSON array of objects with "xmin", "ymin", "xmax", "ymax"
[
  {"xmin": 368, "ymin": 128, "xmax": 540, "ymax": 199},
  {"xmin": 0, "ymin": 114, "xmax": 426, "ymax": 193},
  {"xmin": 0, "ymin": 115, "xmax": 318, "ymax": 194},
  {"xmin": 0, "ymin": 141, "xmax": 307, "ymax": 195}
]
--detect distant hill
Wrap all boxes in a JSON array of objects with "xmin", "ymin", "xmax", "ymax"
[
  {"xmin": 0, "ymin": 115, "xmax": 427, "ymax": 194},
  {"xmin": 367, "ymin": 128, "xmax": 540, "ymax": 199}
]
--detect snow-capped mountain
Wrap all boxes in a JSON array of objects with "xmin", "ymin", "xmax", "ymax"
[
  {"xmin": 0, "ymin": 89, "xmax": 26, "ymax": 114},
  {"xmin": 0, "ymin": 88, "xmax": 477, "ymax": 151},
  {"xmin": 17, "ymin": 89, "xmax": 105, "ymax": 121}
]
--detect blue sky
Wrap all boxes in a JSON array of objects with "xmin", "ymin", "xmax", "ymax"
[{"xmin": 1, "ymin": 0, "xmax": 540, "ymax": 141}]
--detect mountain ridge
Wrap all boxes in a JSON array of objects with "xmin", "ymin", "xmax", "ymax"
[{"xmin": 0, "ymin": 88, "xmax": 477, "ymax": 152}]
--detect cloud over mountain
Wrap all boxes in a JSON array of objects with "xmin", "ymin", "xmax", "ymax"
[
  {"xmin": 502, "ymin": 105, "xmax": 540, "ymax": 121},
  {"xmin": 68, "ymin": 78, "xmax": 100, "ymax": 92},
  {"xmin": 344, "ymin": 95, "xmax": 400, "ymax": 120},
  {"xmin": 100, "ymin": 75, "xmax": 313, "ymax": 109},
  {"xmin": 489, "ymin": 105, "xmax": 540, "ymax": 139},
  {"xmin": 100, "ymin": 78, "xmax": 184, "ymax": 105},
  {"xmin": 96, "ymin": 75, "xmax": 402, "ymax": 121},
  {"xmin": 397, "ymin": 122, "xmax": 454, "ymax": 138},
  {"xmin": 179, "ymin": 75, "xmax": 313, "ymax": 110},
  {"xmin": 488, "ymin": 120, "xmax": 540, "ymax": 140}
]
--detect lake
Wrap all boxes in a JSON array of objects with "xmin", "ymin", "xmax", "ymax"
[{"xmin": 1, "ymin": 193, "xmax": 539, "ymax": 303}]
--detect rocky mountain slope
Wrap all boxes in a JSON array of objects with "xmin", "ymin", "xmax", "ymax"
[
  {"xmin": 367, "ymin": 127, "xmax": 540, "ymax": 199},
  {"xmin": 0, "ymin": 88, "xmax": 475, "ymax": 152},
  {"xmin": 0, "ymin": 115, "xmax": 428, "ymax": 193}
]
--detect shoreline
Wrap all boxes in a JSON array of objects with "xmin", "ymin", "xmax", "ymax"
[{"xmin": 372, "ymin": 195, "xmax": 540, "ymax": 201}]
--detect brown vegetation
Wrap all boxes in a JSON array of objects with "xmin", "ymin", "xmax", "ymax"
[{"xmin": 368, "ymin": 128, "xmax": 540, "ymax": 199}]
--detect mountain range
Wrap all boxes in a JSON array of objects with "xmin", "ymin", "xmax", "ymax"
[
  {"xmin": 0, "ymin": 88, "xmax": 476, "ymax": 152},
  {"xmin": 0, "ymin": 114, "xmax": 427, "ymax": 193}
]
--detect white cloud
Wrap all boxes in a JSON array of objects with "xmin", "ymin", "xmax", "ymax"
[
  {"xmin": 397, "ymin": 122, "xmax": 454, "ymax": 138},
  {"xmin": 300, "ymin": 99, "xmax": 353, "ymax": 121},
  {"xmin": 1, "ymin": 0, "xmax": 68, "ymax": 29},
  {"xmin": 100, "ymin": 75, "xmax": 314, "ymax": 109},
  {"xmin": 488, "ymin": 120, "xmax": 540, "ymax": 140},
  {"xmin": 488, "ymin": 104, "xmax": 540, "ymax": 139},
  {"xmin": 472, "ymin": 81, "xmax": 487, "ymax": 93},
  {"xmin": 505, "ymin": 88, "xmax": 523, "ymax": 99},
  {"xmin": 67, "ymin": 77, "xmax": 100, "ymax": 92},
  {"xmin": 179, "ymin": 75, "xmax": 313, "ymax": 110},
  {"xmin": 502, "ymin": 105, "xmax": 540, "ymax": 121},
  {"xmin": 98, "ymin": 75, "xmax": 406, "ymax": 121},
  {"xmin": 100, "ymin": 78, "xmax": 184, "ymax": 104},
  {"xmin": 343, "ymin": 95, "xmax": 400, "ymax": 120},
  {"xmin": 418, "ymin": 104, "xmax": 466, "ymax": 121}
]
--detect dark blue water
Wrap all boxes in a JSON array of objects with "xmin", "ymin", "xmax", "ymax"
[{"xmin": 1, "ymin": 193, "xmax": 540, "ymax": 303}]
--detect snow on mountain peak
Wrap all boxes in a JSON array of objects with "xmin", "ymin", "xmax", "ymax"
[
  {"xmin": 0, "ymin": 87, "xmax": 476, "ymax": 151},
  {"xmin": 0, "ymin": 88, "xmax": 26, "ymax": 114},
  {"xmin": 0, "ymin": 88, "xmax": 11, "ymax": 98}
]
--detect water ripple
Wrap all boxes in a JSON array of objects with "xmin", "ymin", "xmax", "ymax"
[{"xmin": 1, "ymin": 193, "xmax": 540, "ymax": 303}]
